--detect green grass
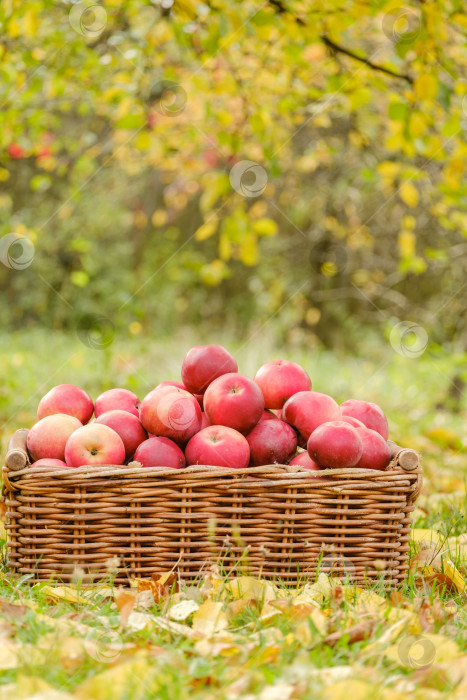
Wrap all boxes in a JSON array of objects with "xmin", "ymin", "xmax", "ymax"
[{"xmin": 0, "ymin": 330, "xmax": 466, "ymax": 699}]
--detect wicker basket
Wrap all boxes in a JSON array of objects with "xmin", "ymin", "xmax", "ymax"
[{"xmin": 2, "ymin": 429, "xmax": 422, "ymax": 587}]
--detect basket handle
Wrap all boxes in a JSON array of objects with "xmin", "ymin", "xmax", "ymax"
[
  {"xmin": 4, "ymin": 428, "xmax": 30, "ymax": 471},
  {"xmin": 388, "ymin": 440, "xmax": 420, "ymax": 471}
]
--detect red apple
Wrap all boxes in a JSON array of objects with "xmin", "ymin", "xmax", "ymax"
[
  {"xmin": 204, "ymin": 373, "xmax": 265, "ymax": 434},
  {"xmin": 246, "ymin": 420, "xmax": 297, "ymax": 466},
  {"xmin": 27, "ymin": 414, "xmax": 82, "ymax": 462},
  {"xmin": 94, "ymin": 388, "xmax": 140, "ymax": 418},
  {"xmin": 155, "ymin": 380, "xmax": 187, "ymax": 391},
  {"xmin": 289, "ymin": 450, "xmax": 320, "ymax": 470},
  {"xmin": 254, "ymin": 360, "xmax": 311, "ymax": 409},
  {"xmin": 289, "ymin": 451, "xmax": 324, "ymax": 478},
  {"xmin": 139, "ymin": 386, "xmax": 202, "ymax": 444},
  {"xmin": 258, "ymin": 409, "xmax": 279, "ymax": 422},
  {"xmin": 355, "ymin": 427, "xmax": 392, "ymax": 470},
  {"xmin": 340, "ymin": 415, "xmax": 366, "ymax": 429},
  {"xmin": 185, "ymin": 425, "xmax": 250, "ymax": 469},
  {"xmin": 201, "ymin": 412, "xmax": 211, "ymax": 429},
  {"xmin": 94, "ymin": 410, "xmax": 147, "ymax": 459},
  {"xmin": 155, "ymin": 381, "xmax": 204, "ymax": 407},
  {"xmin": 134, "ymin": 436, "xmax": 185, "ymax": 469},
  {"xmin": 340, "ymin": 399, "xmax": 389, "ymax": 440},
  {"xmin": 181, "ymin": 345, "xmax": 238, "ymax": 394},
  {"xmin": 307, "ymin": 420, "xmax": 363, "ymax": 469},
  {"xmin": 282, "ymin": 391, "xmax": 341, "ymax": 441},
  {"xmin": 37, "ymin": 384, "xmax": 93, "ymax": 424},
  {"xmin": 30, "ymin": 458, "xmax": 69, "ymax": 468},
  {"xmin": 64, "ymin": 424, "xmax": 126, "ymax": 467}
]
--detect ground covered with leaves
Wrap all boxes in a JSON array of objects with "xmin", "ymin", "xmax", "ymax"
[{"xmin": 0, "ymin": 332, "xmax": 466, "ymax": 699}]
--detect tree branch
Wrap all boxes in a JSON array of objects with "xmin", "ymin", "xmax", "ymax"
[
  {"xmin": 266, "ymin": 1, "xmax": 413, "ymax": 83},
  {"xmin": 268, "ymin": 0, "xmax": 306, "ymax": 25},
  {"xmin": 321, "ymin": 35, "xmax": 413, "ymax": 84}
]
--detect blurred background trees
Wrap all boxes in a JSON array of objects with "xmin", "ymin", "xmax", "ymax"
[{"xmin": 1, "ymin": 0, "xmax": 467, "ymax": 352}]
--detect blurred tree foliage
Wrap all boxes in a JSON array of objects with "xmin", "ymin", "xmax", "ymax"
[{"xmin": 1, "ymin": 0, "xmax": 467, "ymax": 349}]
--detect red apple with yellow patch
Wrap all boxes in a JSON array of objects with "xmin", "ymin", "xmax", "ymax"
[{"xmin": 27, "ymin": 414, "xmax": 82, "ymax": 462}]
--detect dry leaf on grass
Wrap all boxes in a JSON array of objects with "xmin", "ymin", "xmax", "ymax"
[
  {"xmin": 114, "ymin": 589, "xmax": 137, "ymax": 628},
  {"xmin": 298, "ymin": 573, "xmax": 334, "ymax": 603},
  {"xmin": 168, "ymin": 599, "xmax": 199, "ymax": 621},
  {"xmin": 37, "ymin": 585, "xmax": 92, "ymax": 605},
  {"xmin": 385, "ymin": 634, "xmax": 460, "ymax": 668},
  {"xmin": 322, "ymin": 679, "xmax": 383, "ymax": 700},
  {"xmin": 192, "ymin": 600, "xmax": 229, "ymax": 636},
  {"xmin": 131, "ymin": 572, "xmax": 175, "ymax": 603},
  {"xmin": 125, "ymin": 611, "xmax": 155, "ymax": 633},
  {"xmin": 226, "ymin": 597, "xmax": 261, "ymax": 620},
  {"xmin": 75, "ymin": 657, "xmax": 158, "ymax": 700},
  {"xmin": 323, "ymin": 618, "xmax": 377, "ymax": 647},
  {"xmin": 411, "ymin": 529, "xmax": 443, "ymax": 550},
  {"xmin": 194, "ymin": 633, "xmax": 247, "ymax": 658},
  {"xmin": 151, "ymin": 615, "xmax": 198, "ymax": 638},
  {"xmin": 225, "ymin": 576, "xmax": 278, "ymax": 603},
  {"xmin": 442, "ymin": 559, "xmax": 466, "ymax": 593},
  {"xmin": 0, "ymin": 596, "xmax": 28, "ymax": 618},
  {"xmin": 410, "ymin": 548, "xmax": 443, "ymax": 574}
]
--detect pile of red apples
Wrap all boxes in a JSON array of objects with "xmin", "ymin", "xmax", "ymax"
[{"xmin": 25, "ymin": 344, "xmax": 392, "ymax": 475}]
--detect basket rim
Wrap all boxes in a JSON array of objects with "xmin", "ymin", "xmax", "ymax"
[
  {"xmin": 3, "ymin": 428, "xmax": 421, "ymax": 489},
  {"xmin": 3, "ymin": 459, "xmax": 421, "ymax": 481}
]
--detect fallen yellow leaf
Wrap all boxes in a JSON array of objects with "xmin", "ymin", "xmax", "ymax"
[
  {"xmin": 411, "ymin": 529, "xmax": 443, "ymax": 550},
  {"xmin": 192, "ymin": 600, "xmax": 229, "ymax": 636},
  {"xmin": 75, "ymin": 658, "xmax": 158, "ymax": 699},
  {"xmin": 443, "ymin": 559, "xmax": 466, "ymax": 593},
  {"xmin": 168, "ymin": 599, "xmax": 200, "ymax": 621},
  {"xmin": 385, "ymin": 634, "xmax": 460, "ymax": 668},
  {"xmin": 322, "ymin": 679, "xmax": 379, "ymax": 700},
  {"xmin": 38, "ymin": 585, "xmax": 91, "ymax": 605},
  {"xmin": 226, "ymin": 576, "xmax": 278, "ymax": 602}
]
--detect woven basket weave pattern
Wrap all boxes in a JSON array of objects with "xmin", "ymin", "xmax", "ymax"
[{"xmin": 2, "ymin": 459, "xmax": 422, "ymax": 586}]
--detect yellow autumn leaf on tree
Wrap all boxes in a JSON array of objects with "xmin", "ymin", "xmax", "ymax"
[
  {"xmin": 195, "ymin": 220, "xmax": 218, "ymax": 241},
  {"xmin": 399, "ymin": 181, "xmax": 419, "ymax": 208},
  {"xmin": 398, "ymin": 230, "xmax": 416, "ymax": 258},
  {"xmin": 414, "ymin": 74, "xmax": 438, "ymax": 101},
  {"xmin": 240, "ymin": 235, "xmax": 259, "ymax": 266},
  {"xmin": 252, "ymin": 218, "xmax": 278, "ymax": 236}
]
